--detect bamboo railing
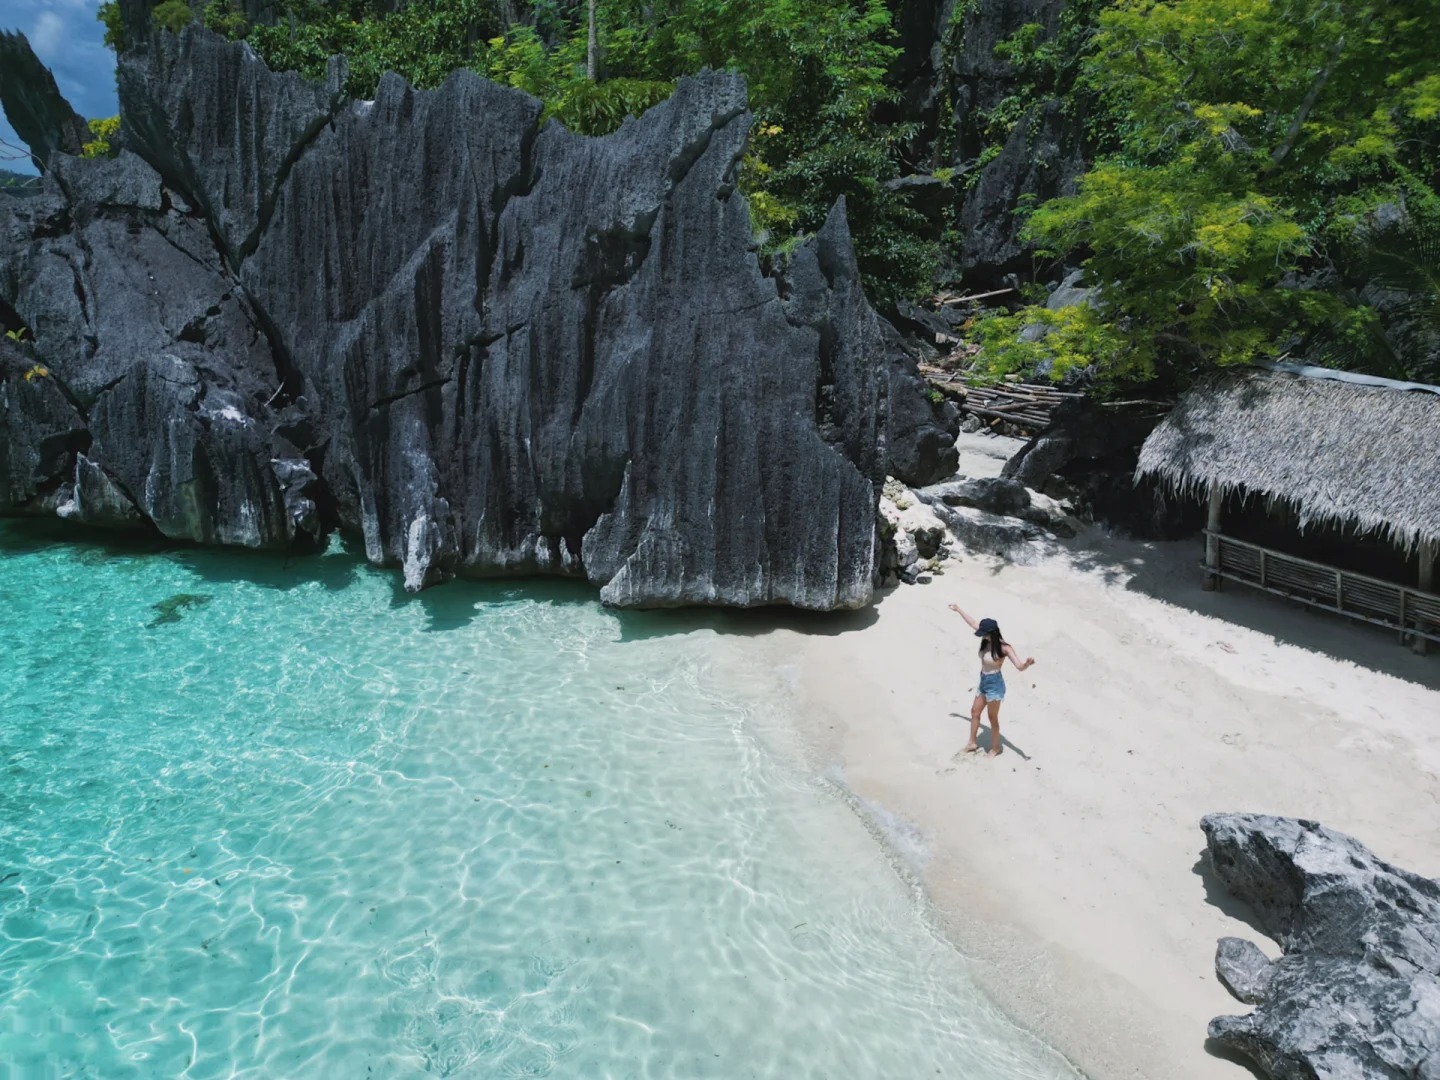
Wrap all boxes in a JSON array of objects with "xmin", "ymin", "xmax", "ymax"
[{"xmin": 1206, "ymin": 532, "xmax": 1440, "ymax": 645}]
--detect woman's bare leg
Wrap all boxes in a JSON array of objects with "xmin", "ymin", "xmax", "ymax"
[
  {"xmin": 965, "ymin": 695, "xmax": 985, "ymax": 752},
  {"xmin": 986, "ymin": 700, "xmax": 1003, "ymax": 756}
]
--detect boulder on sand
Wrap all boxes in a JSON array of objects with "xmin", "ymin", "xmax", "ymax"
[{"xmin": 1201, "ymin": 813, "xmax": 1440, "ymax": 1080}]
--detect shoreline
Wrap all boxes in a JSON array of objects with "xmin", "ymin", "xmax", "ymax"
[{"xmin": 737, "ymin": 530, "xmax": 1440, "ymax": 1080}]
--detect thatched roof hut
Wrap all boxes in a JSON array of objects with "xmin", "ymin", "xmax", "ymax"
[{"xmin": 1136, "ymin": 363, "xmax": 1440, "ymax": 553}]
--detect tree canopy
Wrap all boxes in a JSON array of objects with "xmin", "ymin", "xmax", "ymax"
[{"xmin": 986, "ymin": 0, "xmax": 1440, "ymax": 386}]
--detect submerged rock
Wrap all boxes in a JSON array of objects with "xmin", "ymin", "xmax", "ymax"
[
  {"xmin": 1202, "ymin": 813, "xmax": 1440, "ymax": 1080},
  {"xmin": 0, "ymin": 28, "xmax": 953, "ymax": 609}
]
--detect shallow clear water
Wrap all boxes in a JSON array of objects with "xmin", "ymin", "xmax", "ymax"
[{"xmin": 0, "ymin": 522, "xmax": 1077, "ymax": 1079}]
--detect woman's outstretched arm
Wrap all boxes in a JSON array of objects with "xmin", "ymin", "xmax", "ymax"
[
  {"xmin": 948, "ymin": 603, "xmax": 980, "ymax": 631},
  {"xmin": 1004, "ymin": 644, "xmax": 1036, "ymax": 671}
]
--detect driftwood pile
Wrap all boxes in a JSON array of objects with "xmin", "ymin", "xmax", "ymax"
[{"xmin": 919, "ymin": 365, "xmax": 1084, "ymax": 431}]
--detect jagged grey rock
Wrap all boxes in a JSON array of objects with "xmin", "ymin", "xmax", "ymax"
[
  {"xmin": 881, "ymin": 321, "xmax": 960, "ymax": 486},
  {"xmin": 0, "ymin": 31, "xmax": 91, "ymax": 171},
  {"xmin": 922, "ymin": 476, "xmax": 1032, "ymax": 517},
  {"xmin": 0, "ymin": 338, "xmax": 85, "ymax": 511},
  {"xmin": 928, "ymin": 502, "xmax": 1045, "ymax": 561},
  {"xmin": 1202, "ymin": 813, "xmax": 1440, "ymax": 1080},
  {"xmin": 959, "ymin": 99, "xmax": 1085, "ymax": 279},
  {"xmin": 888, "ymin": 0, "xmax": 1087, "ymax": 282},
  {"xmin": 1002, "ymin": 398, "xmax": 1187, "ymax": 536},
  {"xmin": 1, "ymin": 27, "xmax": 952, "ymax": 608},
  {"xmin": 918, "ymin": 476, "xmax": 1074, "ymax": 544},
  {"xmin": 1046, "ymin": 268, "xmax": 1096, "ymax": 311},
  {"xmin": 118, "ymin": 32, "xmax": 348, "ymax": 266},
  {"xmin": 0, "ymin": 139, "xmax": 314, "ymax": 547},
  {"xmin": 1214, "ymin": 937, "xmax": 1274, "ymax": 1006}
]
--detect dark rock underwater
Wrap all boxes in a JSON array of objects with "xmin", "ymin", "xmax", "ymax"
[{"xmin": 0, "ymin": 26, "xmax": 957, "ymax": 609}]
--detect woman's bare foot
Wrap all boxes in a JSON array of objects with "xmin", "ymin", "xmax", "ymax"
[
  {"xmin": 963, "ymin": 742, "xmax": 979, "ymax": 754},
  {"xmin": 987, "ymin": 745, "xmax": 1003, "ymax": 757}
]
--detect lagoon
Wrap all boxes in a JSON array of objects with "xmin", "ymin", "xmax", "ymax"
[{"xmin": 0, "ymin": 523, "xmax": 1075, "ymax": 1079}]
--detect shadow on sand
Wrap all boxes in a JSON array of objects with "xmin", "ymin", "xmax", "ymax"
[
  {"xmin": 1190, "ymin": 851, "xmax": 1269, "ymax": 939},
  {"xmin": 946, "ymin": 712, "xmax": 1031, "ymax": 760},
  {"xmin": 1188, "ymin": 847, "xmax": 1273, "ymax": 1078},
  {"xmin": 1203, "ymin": 1038, "xmax": 1269, "ymax": 1080},
  {"xmin": 1061, "ymin": 531, "xmax": 1440, "ymax": 692}
]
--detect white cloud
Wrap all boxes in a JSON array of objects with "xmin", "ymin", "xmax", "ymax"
[{"xmin": 28, "ymin": 11, "xmax": 66, "ymax": 55}]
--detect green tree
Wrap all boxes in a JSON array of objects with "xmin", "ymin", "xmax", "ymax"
[
  {"xmin": 571, "ymin": 0, "xmax": 935, "ymax": 300},
  {"xmin": 992, "ymin": 0, "xmax": 1440, "ymax": 384},
  {"xmin": 151, "ymin": 0, "xmax": 193, "ymax": 34}
]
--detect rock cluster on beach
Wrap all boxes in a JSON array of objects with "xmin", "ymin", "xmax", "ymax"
[
  {"xmin": 0, "ymin": 27, "xmax": 956, "ymax": 608},
  {"xmin": 1202, "ymin": 813, "xmax": 1440, "ymax": 1080}
]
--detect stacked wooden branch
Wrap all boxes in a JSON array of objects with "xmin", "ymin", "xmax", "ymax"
[
  {"xmin": 918, "ymin": 366, "xmax": 1085, "ymax": 431},
  {"xmin": 963, "ymin": 382, "xmax": 1083, "ymax": 428},
  {"xmin": 931, "ymin": 287, "xmax": 1015, "ymax": 308}
]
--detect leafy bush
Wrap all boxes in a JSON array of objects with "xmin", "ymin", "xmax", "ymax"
[
  {"xmin": 151, "ymin": 0, "xmax": 192, "ymax": 35},
  {"xmin": 80, "ymin": 116, "xmax": 121, "ymax": 159},
  {"xmin": 972, "ymin": 304, "xmax": 1135, "ymax": 386}
]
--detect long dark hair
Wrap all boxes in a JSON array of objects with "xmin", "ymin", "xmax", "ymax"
[{"xmin": 979, "ymin": 626, "xmax": 1007, "ymax": 661}]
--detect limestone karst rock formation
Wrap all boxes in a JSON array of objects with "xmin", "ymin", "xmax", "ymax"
[
  {"xmin": 1202, "ymin": 813, "xmax": 1440, "ymax": 1080},
  {"xmin": 0, "ymin": 31, "xmax": 91, "ymax": 171},
  {"xmin": 0, "ymin": 27, "xmax": 956, "ymax": 608},
  {"xmin": 888, "ymin": 0, "xmax": 1087, "ymax": 283}
]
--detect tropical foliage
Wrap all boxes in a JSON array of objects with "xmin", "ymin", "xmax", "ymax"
[
  {"xmin": 984, "ymin": 0, "xmax": 1440, "ymax": 385},
  {"xmin": 80, "ymin": 116, "xmax": 121, "ymax": 159}
]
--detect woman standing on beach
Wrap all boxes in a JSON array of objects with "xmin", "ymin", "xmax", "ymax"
[{"xmin": 948, "ymin": 603, "xmax": 1035, "ymax": 757}]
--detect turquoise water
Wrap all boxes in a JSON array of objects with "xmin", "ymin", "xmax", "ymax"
[{"xmin": 0, "ymin": 522, "xmax": 1077, "ymax": 1079}]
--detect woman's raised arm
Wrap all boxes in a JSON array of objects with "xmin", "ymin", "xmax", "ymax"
[{"xmin": 948, "ymin": 603, "xmax": 980, "ymax": 631}]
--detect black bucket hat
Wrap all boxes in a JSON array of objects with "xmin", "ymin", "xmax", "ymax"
[{"xmin": 975, "ymin": 618, "xmax": 999, "ymax": 636}]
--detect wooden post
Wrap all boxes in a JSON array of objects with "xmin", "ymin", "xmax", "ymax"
[
  {"xmin": 1416, "ymin": 540, "xmax": 1435, "ymax": 656},
  {"xmin": 1203, "ymin": 482, "xmax": 1223, "ymax": 591}
]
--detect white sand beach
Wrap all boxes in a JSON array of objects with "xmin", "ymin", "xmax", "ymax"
[{"xmin": 743, "ymin": 436, "xmax": 1440, "ymax": 1079}]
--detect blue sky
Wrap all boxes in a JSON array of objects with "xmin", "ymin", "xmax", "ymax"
[{"xmin": 1, "ymin": 0, "xmax": 117, "ymax": 174}]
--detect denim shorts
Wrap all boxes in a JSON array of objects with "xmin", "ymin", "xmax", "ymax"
[{"xmin": 978, "ymin": 672, "xmax": 1006, "ymax": 702}]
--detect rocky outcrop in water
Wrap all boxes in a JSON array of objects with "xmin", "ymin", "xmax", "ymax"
[
  {"xmin": 1202, "ymin": 813, "xmax": 1440, "ymax": 1080},
  {"xmin": 0, "ymin": 27, "xmax": 954, "ymax": 608}
]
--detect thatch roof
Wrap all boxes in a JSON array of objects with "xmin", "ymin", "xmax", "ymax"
[{"xmin": 1136, "ymin": 365, "xmax": 1440, "ymax": 552}]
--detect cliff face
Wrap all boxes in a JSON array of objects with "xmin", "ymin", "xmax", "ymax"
[
  {"xmin": 890, "ymin": 0, "xmax": 1088, "ymax": 283},
  {"xmin": 0, "ymin": 28, "xmax": 954, "ymax": 608}
]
